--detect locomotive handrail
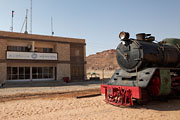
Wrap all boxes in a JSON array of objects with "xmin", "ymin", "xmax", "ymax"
[{"xmin": 116, "ymin": 49, "xmax": 127, "ymax": 60}]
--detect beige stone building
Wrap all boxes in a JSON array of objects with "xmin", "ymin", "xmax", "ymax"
[{"xmin": 0, "ymin": 31, "xmax": 86, "ymax": 84}]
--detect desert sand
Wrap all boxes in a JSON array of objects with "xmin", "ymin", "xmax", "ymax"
[
  {"xmin": 0, "ymin": 80, "xmax": 180, "ymax": 120},
  {"xmin": 1, "ymin": 95, "xmax": 180, "ymax": 120}
]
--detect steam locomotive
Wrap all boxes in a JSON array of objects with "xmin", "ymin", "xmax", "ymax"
[{"xmin": 101, "ymin": 32, "xmax": 180, "ymax": 106}]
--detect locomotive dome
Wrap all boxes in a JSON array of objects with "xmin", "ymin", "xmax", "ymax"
[{"xmin": 161, "ymin": 38, "xmax": 180, "ymax": 46}]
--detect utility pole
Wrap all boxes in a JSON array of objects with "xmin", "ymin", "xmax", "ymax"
[{"xmin": 11, "ymin": 11, "xmax": 14, "ymax": 32}]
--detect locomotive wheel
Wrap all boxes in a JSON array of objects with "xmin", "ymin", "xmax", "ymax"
[
  {"xmin": 148, "ymin": 74, "xmax": 161, "ymax": 96},
  {"xmin": 136, "ymin": 89, "xmax": 150, "ymax": 105}
]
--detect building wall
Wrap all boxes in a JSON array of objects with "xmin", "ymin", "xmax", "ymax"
[
  {"xmin": 0, "ymin": 31, "xmax": 85, "ymax": 83},
  {"xmin": 55, "ymin": 43, "xmax": 71, "ymax": 81},
  {"xmin": 35, "ymin": 42, "xmax": 55, "ymax": 48},
  {"xmin": 7, "ymin": 40, "xmax": 31, "ymax": 46},
  {"xmin": 0, "ymin": 39, "xmax": 7, "ymax": 59},
  {"xmin": 56, "ymin": 63, "xmax": 70, "ymax": 81},
  {"xmin": 7, "ymin": 63, "xmax": 56, "ymax": 67},
  {"xmin": 0, "ymin": 39, "xmax": 7, "ymax": 83},
  {"xmin": 56, "ymin": 43, "xmax": 70, "ymax": 61},
  {"xmin": 0, "ymin": 63, "xmax": 7, "ymax": 84}
]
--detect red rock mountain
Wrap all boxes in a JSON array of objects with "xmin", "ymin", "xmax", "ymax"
[{"xmin": 86, "ymin": 49, "xmax": 120, "ymax": 70}]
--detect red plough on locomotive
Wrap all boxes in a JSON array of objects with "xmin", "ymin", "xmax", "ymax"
[{"xmin": 101, "ymin": 32, "xmax": 180, "ymax": 106}]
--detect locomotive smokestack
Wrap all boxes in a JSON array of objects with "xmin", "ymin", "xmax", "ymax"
[{"xmin": 136, "ymin": 33, "xmax": 146, "ymax": 41}]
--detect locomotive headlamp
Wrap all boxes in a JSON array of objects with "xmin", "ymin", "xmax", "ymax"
[{"xmin": 119, "ymin": 32, "xmax": 130, "ymax": 40}]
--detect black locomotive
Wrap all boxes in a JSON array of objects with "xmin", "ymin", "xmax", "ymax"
[{"xmin": 101, "ymin": 32, "xmax": 180, "ymax": 106}]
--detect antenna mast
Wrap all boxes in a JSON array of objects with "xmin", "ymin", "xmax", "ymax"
[
  {"xmin": 11, "ymin": 11, "xmax": 14, "ymax": 32},
  {"xmin": 30, "ymin": 0, "xmax": 32, "ymax": 34},
  {"xmin": 51, "ymin": 17, "xmax": 54, "ymax": 36},
  {"xmin": 24, "ymin": 9, "xmax": 28, "ymax": 34}
]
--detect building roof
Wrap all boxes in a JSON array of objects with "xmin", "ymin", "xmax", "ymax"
[{"xmin": 0, "ymin": 31, "xmax": 85, "ymax": 44}]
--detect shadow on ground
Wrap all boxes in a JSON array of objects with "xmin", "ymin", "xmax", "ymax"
[{"xmin": 132, "ymin": 98, "xmax": 180, "ymax": 111}]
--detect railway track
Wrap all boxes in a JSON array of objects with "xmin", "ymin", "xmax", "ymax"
[{"xmin": 0, "ymin": 88, "xmax": 101, "ymax": 102}]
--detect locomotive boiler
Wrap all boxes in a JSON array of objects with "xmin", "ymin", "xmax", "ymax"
[{"xmin": 101, "ymin": 32, "xmax": 180, "ymax": 106}]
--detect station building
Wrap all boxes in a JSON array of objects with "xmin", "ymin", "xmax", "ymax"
[{"xmin": 0, "ymin": 31, "xmax": 86, "ymax": 84}]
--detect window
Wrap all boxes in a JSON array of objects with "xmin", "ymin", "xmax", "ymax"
[
  {"xmin": 7, "ymin": 67, "xmax": 30, "ymax": 80},
  {"xmin": 19, "ymin": 67, "xmax": 24, "ymax": 79},
  {"xmin": 7, "ymin": 46, "xmax": 29, "ymax": 52},
  {"xmin": 38, "ymin": 67, "xmax": 42, "ymax": 79},
  {"xmin": 43, "ymin": 48, "xmax": 53, "ymax": 53},
  {"xmin": 25, "ymin": 67, "xmax": 30, "ymax": 79},
  {"xmin": 32, "ymin": 67, "xmax": 54, "ymax": 79},
  {"xmin": 7, "ymin": 67, "xmax": 55, "ymax": 80},
  {"xmin": 7, "ymin": 67, "xmax": 12, "ymax": 80},
  {"xmin": 75, "ymin": 50, "xmax": 80, "ymax": 56}
]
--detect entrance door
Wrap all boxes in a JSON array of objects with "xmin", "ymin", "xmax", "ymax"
[
  {"xmin": 71, "ymin": 64, "xmax": 84, "ymax": 81},
  {"xmin": 70, "ymin": 44, "xmax": 85, "ymax": 81},
  {"xmin": 32, "ymin": 67, "xmax": 55, "ymax": 81}
]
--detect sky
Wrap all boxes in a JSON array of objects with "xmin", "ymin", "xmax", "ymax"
[{"xmin": 0, "ymin": 0, "xmax": 180, "ymax": 56}]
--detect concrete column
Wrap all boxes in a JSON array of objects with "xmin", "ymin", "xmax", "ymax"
[{"xmin": 32, "ymin": 41, "xmax": 35, "ymax": 52}]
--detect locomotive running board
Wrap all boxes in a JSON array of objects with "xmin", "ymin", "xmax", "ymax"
[{"xmin": 106, "ymin": 68, "xmax": 157, "ymax": 88}]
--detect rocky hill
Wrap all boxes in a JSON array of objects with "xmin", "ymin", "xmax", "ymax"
[{"xmin": 86, "ymin": 49, "xmax": 120, "ymax": 70}]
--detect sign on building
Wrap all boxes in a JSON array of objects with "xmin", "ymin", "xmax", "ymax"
[{"xmin": 7, "ymin": 51, "xmax": 57, "ymax": 60}]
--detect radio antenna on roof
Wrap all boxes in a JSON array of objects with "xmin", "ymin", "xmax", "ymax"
[
  {"xmin": 30, "ymin": 0, "xmax": 32, "ymax": 34},
  {"xmin": 11, "ymin": 10, "xmax": 14, "ymax": 32},
  {"xmin": 51, "ymin": 16, "xmax": 54, "ymax": 36},
  {"xmin": 25, "ymin": 9, "xmax": 28, "ymax": 34}
]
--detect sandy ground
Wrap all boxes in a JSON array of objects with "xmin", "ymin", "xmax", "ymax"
[
  {"xmin": 0, "ymin": 80, "xmax": 180, "ymax": 120},
  {"xmin": 0, "ymin": 80, "xmax": 102, "ymax": 97},
  {"xmin": 1, "ymin": 95, "xmax": 180, "ymax": 120}
]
